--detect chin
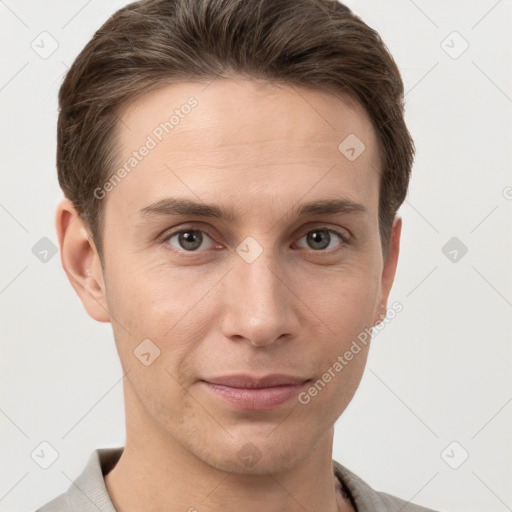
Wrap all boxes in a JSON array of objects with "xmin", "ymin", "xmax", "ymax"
[{"xmin": 199, "ymin": 430, "xmax": 312, "ymax": 475}]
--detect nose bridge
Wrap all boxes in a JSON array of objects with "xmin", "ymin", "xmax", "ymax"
[
  {"xmin": 220, "ymin": 239, "xmax": 297, "ymax": 346},
  {"xmin": 234, "ymin": 241, "xmax": 286, "ymax": 315}
]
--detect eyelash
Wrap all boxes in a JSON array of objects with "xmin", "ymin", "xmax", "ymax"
[{"xmin": 158, "ymin": 225, "xmax": 350, "ymax": 256}]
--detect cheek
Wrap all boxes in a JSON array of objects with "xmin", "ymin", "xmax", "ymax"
[
  {"xmin": 295, "ymin": 341, "xmax": 370, "ymax": 434},
  {"xmin": 298, "ymin": 262, "xmax": 380, "ymax": 333},
  {"xmin": 105, "ymin": 265, "xmax": 204, "ymax": 422},
  {"xmin": 104, "ymin": 258, "xmax": 220, "ymax": 373},
  {"xmin": 294, "ymin": 265, "xmax": 378, "ymax": 392},
  {"xmin": 105, "ymin": 253, "xmax": 196, "ymax": 328}
]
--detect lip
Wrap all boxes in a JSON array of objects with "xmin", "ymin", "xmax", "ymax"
[
  {"xmin": 203, "ymin": 373, "xmax": 308, "ymax": 388},
  {"xmin": 201, "ymin": 373, "xmax": 310, "ymax": 410}
]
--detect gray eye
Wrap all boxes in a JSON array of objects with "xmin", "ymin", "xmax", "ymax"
[
  {"xmin": 168, "ymin": 230, "xmax": 213, "ymax": 251},
  {"xmin": 297, "ymin": 229, "xmax": 343, "ymax": 251}
]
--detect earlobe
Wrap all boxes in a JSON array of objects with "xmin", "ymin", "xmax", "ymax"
[
  {"xmin": 55, "ymin": 198, "xmax": 111, "ymax": 323},
  {"xmin": 373, "ymin": 216, "xmax": 402, "ymax": 326}
]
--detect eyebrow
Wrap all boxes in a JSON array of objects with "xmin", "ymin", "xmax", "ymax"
[{"xmin": 138, "ymin": 197, "xmax": 368, "ymax": 222}]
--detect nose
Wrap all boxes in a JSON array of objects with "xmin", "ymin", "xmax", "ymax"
[{"xmin": 219, "ymin": 244, "xmax": 302, "ymax": 347}]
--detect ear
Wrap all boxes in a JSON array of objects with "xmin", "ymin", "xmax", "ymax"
[
  {"xmin": 55, "ymin": 198, "xmax": 111, "ymax": 323},
  {"xmin": 373, "ymin": 216, "xmax": 402, "ymax": 326}
]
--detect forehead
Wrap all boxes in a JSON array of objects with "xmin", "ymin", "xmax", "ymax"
[
  {"xmin": 117, "ymin": 78, "xmax": 377, "ymax": 154},
  {"xmin": 106, "ymin": 78, "xmax": 380, "ymax": 221}
]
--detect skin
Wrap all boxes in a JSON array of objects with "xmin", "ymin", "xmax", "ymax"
[{"xmin": 56, "ymin": 78, "xmax": 401, "ymax": 512}]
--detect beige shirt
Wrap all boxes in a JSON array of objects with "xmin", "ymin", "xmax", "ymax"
[{"xmin": 35, "ymin": 447, "xmax": 440, "ymax": 512}]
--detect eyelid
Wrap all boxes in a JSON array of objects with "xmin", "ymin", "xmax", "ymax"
[{"xmin": 298, "ymin": 222, "xmax": 351, "ymax": 240}]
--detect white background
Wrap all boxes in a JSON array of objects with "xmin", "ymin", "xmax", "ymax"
[{"xmin": 1, "ymin": 1, "xmax": 511, "ymax": 511}]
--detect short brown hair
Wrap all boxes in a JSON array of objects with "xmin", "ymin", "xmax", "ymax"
[{"xmin": 57, "ymin": 0, "xmax": 414, "ymax": 262}]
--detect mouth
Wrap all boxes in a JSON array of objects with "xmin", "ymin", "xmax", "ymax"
[{"xmin": 200, "ymin": 373, "xmax": 310, "ymax": 410}]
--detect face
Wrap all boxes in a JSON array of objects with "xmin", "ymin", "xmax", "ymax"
[{"xmin": 61, "ymin": 78, "xmax": 400, "ymax": 475}]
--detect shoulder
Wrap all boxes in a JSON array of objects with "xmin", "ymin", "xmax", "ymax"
[
  {"xmin": 377, "ymin": 490, "xmax": 441, "ymax": 511},
  {"xmin": 34, "ymin": 447, "xmax": 121, "ymax": 512},
  {"xmin": 35, "ymin": 492, "xmax": 70, "ymax": 512},
  {"xmin": 333, "ymin": 460, "xmax": 443, "ymax": 512}
]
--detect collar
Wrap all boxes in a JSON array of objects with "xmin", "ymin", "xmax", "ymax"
[{"xmin": 62, "ymin": 447, "xmax": 400, "ymax": 512}]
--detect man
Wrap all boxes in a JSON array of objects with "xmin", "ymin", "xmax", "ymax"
[{"xmin": 37, "ymin": 0, "xmax": 440, "ymax": 510}]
